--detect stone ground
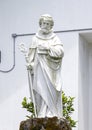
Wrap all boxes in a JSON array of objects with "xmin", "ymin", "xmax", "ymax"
[{"xmin": 19, "ymin": 116, "xmax": 72, "ymax": 130}]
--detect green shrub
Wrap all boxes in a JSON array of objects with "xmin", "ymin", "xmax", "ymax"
[
  {"xmin": 22, "ymin": 91, "xmax": 77, "ymax": 127},
  {"xmin": 62, "ymin": 91, "xmax": 77, "ymax": 127}
]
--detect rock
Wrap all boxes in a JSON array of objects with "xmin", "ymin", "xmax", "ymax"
[{"xmin": 19, "ymin": 117, "xmax": 72, "ymax": 130}]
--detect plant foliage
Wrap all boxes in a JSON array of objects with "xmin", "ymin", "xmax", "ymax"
[
  {"xmin": 22, "ymin": 91, "xmax": 77, "ymax": 127},
  {"xmin": 22, "ymin": 97, "xmax": 35, "ymax": 118},
  {"xmin": 62, "ymin": 91, "xmax": 77, "ymax": 127}
]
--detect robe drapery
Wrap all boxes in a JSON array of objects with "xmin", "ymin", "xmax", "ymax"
[{"xmin": 27, "ymin": 32, "xmax": 64, "ymax": 118}]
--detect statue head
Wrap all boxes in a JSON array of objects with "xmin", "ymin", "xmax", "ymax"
[{"xmin": 39, "ymin": 14, "xmax": 54, "ymax": 33}]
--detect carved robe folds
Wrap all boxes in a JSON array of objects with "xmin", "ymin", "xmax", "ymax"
[{"xmin": 27, "ymin": 33, "xmax": 64, "ymax": 118}]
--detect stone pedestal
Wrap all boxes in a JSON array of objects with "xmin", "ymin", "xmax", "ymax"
[{"xmin": 19, "ymin": 117, "xmax": 72, "ymax": 130}]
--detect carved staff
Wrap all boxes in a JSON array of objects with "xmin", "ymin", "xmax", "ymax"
[
  {"xmin": 27, "ymin": 69, "xmax": 37, "ymax": 117},
  {"xmin": 19, "ymin": 43, "xmax": 37, "ymax": 117}
]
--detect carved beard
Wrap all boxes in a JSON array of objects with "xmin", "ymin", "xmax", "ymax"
[{"xmin": 41, "ymin": 28, "xmax": 52, "ymax": 34}]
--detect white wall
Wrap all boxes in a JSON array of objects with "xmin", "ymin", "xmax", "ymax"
[
  {"xmin": 61, "ymin": 32, "xmax": 78, "ymax": 130},
  {"xmin": 1, "ymin": 0, "xmax": 92, "ymax": 130},
  {"xmin": 89, "ymin": 42, "xmax": 92, "ymax": 130},
  {"xmin": 78, "ymin": 33, "xmax": 92, "ymax": 130},
  {"xmin": 78, "ymin": 35, "xmax": 89, "ymax": 130}
]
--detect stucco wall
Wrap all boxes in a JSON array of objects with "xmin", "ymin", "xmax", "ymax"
[{"xmin": 0, "ymin": 0, "xmax": 92, "ymax": 130}]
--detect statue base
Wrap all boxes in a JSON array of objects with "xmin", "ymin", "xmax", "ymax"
[{"xmin": 19, "ymin": 116, "xmax": 72, "ymax": 130}]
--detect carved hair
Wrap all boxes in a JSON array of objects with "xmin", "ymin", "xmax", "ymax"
[{"xmin": 39, "ymin": 14, "xmax": 54, "ymax": 29}]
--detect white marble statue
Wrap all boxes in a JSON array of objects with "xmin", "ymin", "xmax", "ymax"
[{"xmin": 20, "ymin": 14, "xmax": 64, "ymax": 118}]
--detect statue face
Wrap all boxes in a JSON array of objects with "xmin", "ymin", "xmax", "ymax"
[{"xmin": 40, "ymin": 20, "xmax": 52, "ymax": 34}]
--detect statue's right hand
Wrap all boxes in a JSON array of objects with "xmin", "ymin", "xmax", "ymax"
[
  {"xmin": 26, "ymin": 64, "xmax": 33, "ymax": 70},
  {"xmin": 26, "ymin": 65, "xmax": 34, "ymax": 74}
]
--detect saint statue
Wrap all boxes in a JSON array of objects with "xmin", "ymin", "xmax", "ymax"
[{"xmin": 20, "ymin": 14, "xmax": 64, "ymax": 118}]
